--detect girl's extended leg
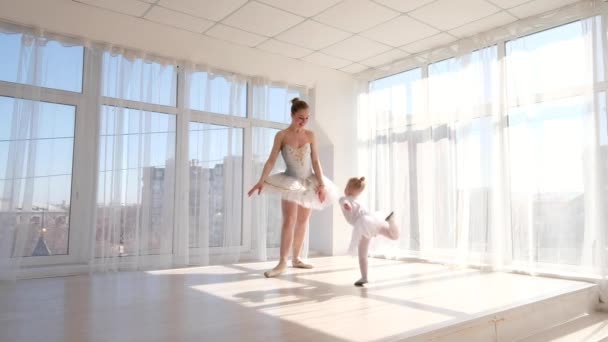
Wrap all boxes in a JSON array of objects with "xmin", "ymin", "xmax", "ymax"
[
  {"xmin": 355, "ymin": 237, "xmax": 371, "ymax": 286},
  {"xmin": 292, "ymin": 205, "xmax": 313, "ymax": 268},
  {"xmin": 264, "ymin": 200, "xmax": 298, "ymax": 278},
  {"xmin": 378, "ymin": 215, "xmax": 400, "ymax": 240}
]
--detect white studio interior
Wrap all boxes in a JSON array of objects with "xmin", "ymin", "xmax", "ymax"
[{"xmin": 2, "ymin": 0, "xmax": 608, "ymax": 341}]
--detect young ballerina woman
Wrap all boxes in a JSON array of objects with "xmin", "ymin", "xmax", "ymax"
[
  {"xmin": 339, "ymin": 176, "xmax": 400, "ymax": 286},
  {"xmin": 248, "ymin": 98, "xmax": 338, "ymax": 278}
]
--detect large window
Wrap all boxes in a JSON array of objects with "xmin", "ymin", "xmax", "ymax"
[
  {"xmin": 0, "ymin": 32, "xmax": 83, "ymax": 263},
  {"xmin": 506, "ymin": 22, "xmax": 599, "ymax": 265},
  {"xmin": 367, "ymin": 68, "xmax": 422, "ymax": 251},
  {"xmin": 369, "ymin": 47, "xmax": 498, "ymax": 256},
  {"xmin": 425, "ymin": 47, "xmax": 497, "ymax": 254},
  {"xmin": 0, "ymin": 26, "xmax": 308, "ymax": 273},
  {"xmin": 368, "ymin": 16, "xmax": 607, "ymax": 272},
  {"xmin": 95, "ymin": 52, "xmax": 180, "ymax": 260}
]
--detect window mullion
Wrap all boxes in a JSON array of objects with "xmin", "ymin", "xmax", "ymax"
[
  {"xmin": 69, "ymin": 47, "xmax": 103, "ymax": 264},
  {"xmin": 241, "ymin": 81, "xmax": 254, "ymax": 252},
  {"xmin": 173, "ymin": 64, "xmax": 188, "ymax": 266}
]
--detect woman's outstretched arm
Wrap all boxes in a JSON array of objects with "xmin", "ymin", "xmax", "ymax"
[{"xmin": 248, "ymin": 131, "xmax": 283, "ymax": 196}]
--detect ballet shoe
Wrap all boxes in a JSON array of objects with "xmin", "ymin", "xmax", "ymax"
[
  {"xmin": 385, "ymin": 211, "xmax": 394, "ymax": 221},
  {"xmin": 264, "ymin": 263, "xmax": 287, "ymax": 278},
  {"xmin": 292, "ymin": 259, "xmax": 314, "ymax": 269},
  {"xmin": 354, "ymin": 278, "xmax": 368, "ymax": 287}
]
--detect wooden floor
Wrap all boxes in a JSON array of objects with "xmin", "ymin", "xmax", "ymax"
[{"xmin": 0, "ymin": 256, "xmax": 594, "ymax": 342}]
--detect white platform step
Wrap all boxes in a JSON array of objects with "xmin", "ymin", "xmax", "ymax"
[
  {"xmin": 396, "ymin": 281, "xmax": 597, "ymax": 342},
  {"xmin": 517, "ymin": 312, "xmax": 608, "ymax": 342}
]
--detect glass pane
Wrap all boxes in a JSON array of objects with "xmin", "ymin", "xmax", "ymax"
[
  {"xmin": 252, "ymin": 85, "xmax": 302, "ymax": 124},
  {"xmin": 96, "ymin": 106, "xmax": 176, "ymax": 256},
  {"xmin": 455, "ymin": 117, "xmax": 492, "ymax": 253},
  {"xmin": 508, "ymin": 95, "xmax": 592, "ymax": 265},
  {"xmin": 370, "ymin": 68, "xmax": 423, "ymax": 128},
  {"xmin": 428, "ymin": 46, "xmax": 498, "ymax": 123},
  {"xmin": 506, "ymin": 19, "xmax": 600, "ymax": 102},
  {"xmin": 252, "ymin": 127, "xmax": 285, "ymax": 248},
  {"xmin": 372, "ymin": 128, "xmax": 413, "ymax": 250},
  {"xmin": 0, "ymin": 96, "xmax": 75, "ymax": 257},
  {"xmin": 431, "ymin": 128, "xmax": 456, "ymax": 249},
  {"xmin": 188, "ymin": 123, "xmax": 243, "ymax": 248},
  {"xmin": 102, "ymin": 53, "xmax": 177, "ymax": 106},
  {"xmin": 0, "ymin": 33, "xmax": 84, "ymax": 93},
  {"xmin": 189, "ymin": 71, "xmax": 246, "ymax": 117}
]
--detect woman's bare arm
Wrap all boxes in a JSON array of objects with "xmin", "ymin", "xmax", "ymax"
[
  {"xmin": 248, "ymin": 131, "xmax": 283, "ymax": 196},
  {"xmin": 309, "ymin": 131, "xmax": 325, "ymax": 186},
  {"xmin": 259, "ymin": 131, "xmax": 283, "ymax": 183}
]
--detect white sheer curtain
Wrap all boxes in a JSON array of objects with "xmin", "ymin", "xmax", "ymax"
[
  {"xmin": 363, "ymin": 47, "xmax": 506, "ymax": 268},
  {"xmin": 361, "ymin": 5, "xmax": 608, "ymax": 300},
  {"xmin": 0, "ymin": 39, "xmax": 46, "ymax": 280},
  {"xmin": 421, "ymin": 46, "xmax": 504, "ymax": 268},
  {"xmin": 250, "ymin": 125, "xmax": 285, "ymax": 261},
  {"xmin": 93, "ymin": 49, "xmax": 178, "ymax": 272},
  {"xmin": 0, "ymin": 22, "xmax": 312, "ymax": 280},
  {"xmin": 176, "ymin": 65, "xmax": 246, "ymax": 266},
  {"xmin": 91, "ymin": 61, "xmax": 300, "ymax": 270},
  {"xmin": 0, "ymin": 28, "xmax": 83, "ymax": 281},
  {"xmin": 505, "ymin": 17, "xmax": 608, "ymax": 280}
]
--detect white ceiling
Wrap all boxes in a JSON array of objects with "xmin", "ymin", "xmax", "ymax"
[{"xmin": 73, "ymin": 0, "xmax": 581, "ymax": 74}]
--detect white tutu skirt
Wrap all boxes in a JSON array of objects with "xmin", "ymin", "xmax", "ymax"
[
  {"xmin": 348, "ymin": 213, "xmax": 388, "ymax": 255},
  {"xmin": 263, "ymin": 172, "xmax": 338, "ymax": 210}
]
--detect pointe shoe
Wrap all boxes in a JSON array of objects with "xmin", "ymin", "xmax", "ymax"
[
  {"xmin": 385, "ymin": 211, "xmax": 394, "ymax": 221},
  {"xmin": 385, "ymin": 212, "xmax": 399, "ymax": 239},
  {"xmin": 354, "ymin": 278, "xmax": 368, "ymax": 287},
  {"xmin": 292, "ymin": 259, "xmax": 314, "ymax": 269},
  {"xmin": 264, "ymin": 263, "xmax": 286, "ymax": 278}
]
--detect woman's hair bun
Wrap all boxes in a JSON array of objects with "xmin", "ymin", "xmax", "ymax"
[
  {"xmin": 359, "ymin": 176, "xmax": 366, "ymax": 182},
  {"xmin": 290, "ymin": 97, "xmax": 309, "ymax": 114}
]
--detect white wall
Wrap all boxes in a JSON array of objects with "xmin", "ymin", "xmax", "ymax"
[
  {"xmin": 0, "ymin": 0, "xmax": 359, "ymax": 255},
  {"xmin": 310, "ymin": 82, "xmax": 361, "ymax": 255}
]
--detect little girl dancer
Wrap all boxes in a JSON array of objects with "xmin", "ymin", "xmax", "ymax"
[{"xmin": 339, "ymin": 177, "xmax": 399, "ymax": 286}]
